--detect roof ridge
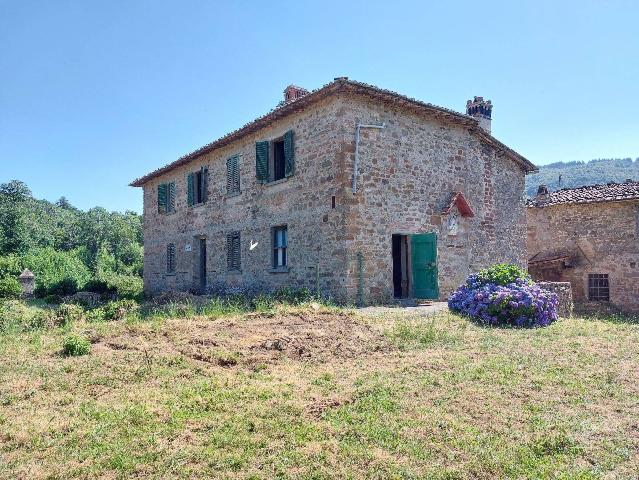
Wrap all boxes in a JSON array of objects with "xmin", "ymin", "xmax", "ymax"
[{"xmin": 130, "ymin": 78, "xmax": 535, "ymax": 186}]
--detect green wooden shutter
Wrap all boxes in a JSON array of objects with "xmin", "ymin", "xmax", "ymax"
[
  {"xmin": 255, "ymin": 141, "xmax": 269, "ymax": 183},
  {"xmin": 227, "ymin": 156, "xmax": 240, "ymax": 194},
  {"xmin": 157, "ymin": 183, "xmax": 167, "ymax": 214},
  {"xmin": 201, "ymin": 167, "xmax": 208, "ymax": 203},
  {"xmin": 284, "ymin": 130, "xmax": 295, "ymax": 177},
  {"xmin": 187, "ymin": 173, "xmax": 195, "ymax": 206},
  {"xmin": 168, "ymin": 182, "xmax": 176, "ymax": 213}
]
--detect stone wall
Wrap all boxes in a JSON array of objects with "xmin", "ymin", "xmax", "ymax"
[
  {"xmin": 537, "ymin": 281, "xmax": 573, "ymax": 317},
  {"xmin": 527, "ymin": 201, "xmax": 639, "ymax": 313},
  {"xmin": 141, "ymin": 92, "xmax": 529, "ymax": 305},
  {"xmin": 142, "ymin": 95, "xmax": 353, "ymax": 301},
  {"xmin": 334, "ymin": 95, "xmax": 528, "ymax": 304}
]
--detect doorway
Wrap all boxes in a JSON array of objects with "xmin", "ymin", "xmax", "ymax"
[
  {"xmin": 392, "ymin": 234, "xmax": 410, "ymax": 298},
  {"xmin": 198, "ymin": 237, "xmax": 207, "ymax": 293},
  {"xmin": 392, "ymin": 233, "xmax": 439, "ymax": 299}
]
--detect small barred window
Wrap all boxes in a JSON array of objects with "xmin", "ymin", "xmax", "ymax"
[{"xmin": 588, "ymin": 274, "xmax": 609, "ymax": 301}]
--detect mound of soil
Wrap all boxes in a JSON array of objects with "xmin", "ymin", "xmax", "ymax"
[{"xmin": 94, "ymin": 310, "xmax": 391, "ymax": 367}]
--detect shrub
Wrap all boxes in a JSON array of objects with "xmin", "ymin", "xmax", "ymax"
[
  {"xmin": 0, "ymin": 300, "xmax": 34, "ymax": 331},
  {"xmin": 476, "ymin": 263, "xmax": 532, "ymax": 286},
  {"xmin": 0, "ymin": 277, "xmax": 22, "ymax": 299},
  {"xmin": 96, "ymin": 272, "xmax": 143, "ymax": 300},
  {"xmin": 103, "ymin": 299, "xmax": 139, "ymax": 321},
  {"xmin": 56, "ymin": 303, "xmax": 84, "ymax": 326},
  {"xmin": 448, "ymin": 266, "xmax": 558, "ymax": 328},
  {"xmin": 0, "ymin": 255, "xmax": 22, "ymax": 279},
  {"xmin": 62, "ymin": 333, "xmax": 91, "ymax": 357},
  {"xmin": 272, "ymin": 287, "xmax": 314, "ymax": 305},
  {"xmin": 84, "ymin": 279, "xmax": 116, "ymax": 295},
  {"xmin": 43, "ymin": 294, "xmax": 62, "ymax": 304},
  {"xmin": 22, "ymin": 247, "xmax": 91, "ymax": 297}
]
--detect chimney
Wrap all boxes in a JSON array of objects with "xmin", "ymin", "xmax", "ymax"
[
  {"xmin": 283, "ymin": 85, "xmax": 309, "ymax": 103},
  {"xmin": 466, "ymin": 96, "xmax": 493, "ymax": 134},
  {"xmin": 537, "ymin": 185, "xmax": 549, "ymax": 196}
]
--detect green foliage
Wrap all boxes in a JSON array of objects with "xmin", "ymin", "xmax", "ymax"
[
  {"xmin": 62, "ymin": 333, "xmax": 91, "ymax": 357},
  {"xmin": 0, "ymin": 277, "xmax": 22, "ymax": 299},
  {"xmin": 99, "ymin": 273, "xmax": 143, "ymax": 300},
  {"xmin": 0, "ymin": 180, "xmax": 143, "ymax": 298},
  {"xmin": 525, "ymin": 157, "xmax": 639, "ymax": 196},
  {"xmin": 271, "ymin": 287, "xmax": 315, "ymax": 305},
  {"xmin": 103, "ymin": 299, "xmax": 139, "ymax": 321},
  {"xmin": 476, "ymin": 263, "xmax": 531, "ymax": 286},
  {"xmin": 56, "ymin": 303, "xmax": 85, "ymax": 326},
  {"xmin": 21, "ymin": 247, "xmax": 91, "ymax": 296},
  {"xmin": 0, "ymin": 254, "xmax": 22, "ymax": 279}
]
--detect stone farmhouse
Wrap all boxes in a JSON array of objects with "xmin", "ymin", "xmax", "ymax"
[
  {"xmin": 527, "ymin": 181, "xmax": 639, "ymax": 313},
  {"xmin": 131, "ymin": 78, "xmax": 536, "ymax": 305}
]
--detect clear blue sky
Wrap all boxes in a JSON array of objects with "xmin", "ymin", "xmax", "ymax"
[{"xmin": 1, "ymin": 0, "xmax": 637, "ymax": 212}]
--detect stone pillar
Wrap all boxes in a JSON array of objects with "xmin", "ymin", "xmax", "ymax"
[
  {"xmin": 538, "ymin": 281, "xmax": 573, "ymax": 318},
  {"xmin": 18, "ymin": 269, "xmax": 35, "ymax": 297}
]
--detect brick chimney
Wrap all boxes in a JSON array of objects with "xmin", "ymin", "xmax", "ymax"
[
  {"xmin": 283, "ymin": 85, "xmax": 309, "ymax": 103},
  {"xmin": 466, "ymin": 96, "xmax": 492, "ymax": 134}
]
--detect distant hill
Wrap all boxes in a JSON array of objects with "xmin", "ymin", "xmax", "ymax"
[{"xmin": 525, "ymin": 157, "xmax": 639, "ymax": 197}]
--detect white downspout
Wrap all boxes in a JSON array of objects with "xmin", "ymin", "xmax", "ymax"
[{"xmin": 352, "ymin": 123, "xmax": 385, "ymax": 193}]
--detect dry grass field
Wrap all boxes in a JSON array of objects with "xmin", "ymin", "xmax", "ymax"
[{"xmin": 1, "ymin": 303, "xmax": 638, "ymax": 479}]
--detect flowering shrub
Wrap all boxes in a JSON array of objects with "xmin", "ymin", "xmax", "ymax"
[{"xmin": 448, "ymin": 267, "xmax": 558, "ymax": 328}]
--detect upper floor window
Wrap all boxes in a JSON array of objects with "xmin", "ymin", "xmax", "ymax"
[
  {"xmin": 588, "ymin": 274, "xmax": 609, "ymax": 301},
  {"xmin": 158, "ymin": 182, "xmax": 176, "ymax": 214},
  {"xmin": 226, "ymin": 155, "xmax": 241, "ymax": 196},
  {"xmin": 272, "ymin": 226, "xmax": 288, "ymax": 269},
  {"xmin": 255, "ymin": 130, "xmax": 295, "ymax": 184},
  {"xmin": 188, "ymin": 167, "xmax": 208, "ymax": 206}
]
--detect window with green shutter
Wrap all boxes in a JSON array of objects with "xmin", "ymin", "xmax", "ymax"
[
  {"xmin": 255, "ymin": 141, "xmax": 269, "ymax": 183},
  {"xmin": 158, "ymin": 182, "xmax": 176, "ymax": 214},
  {"xmin": 256, "ymin": 130, "xmax": 295, "ymax": 184},
  {"xmin": 166, "ymin": 243, "xmax": 176, "ymax": 273},
  {"xmin": 226, "ymin": 155, "xmax": 241, "ymax": 195},
  {"xmin": 157, "ymin": 183, "xmax": 167, "ymax": 214},
  {"xmin": 187, "ymin": 167, "xmax": 208, "ymax": 206},
  {"xmin": 227, "ymin": 231, "xmax": 241, "ymax": 271}
]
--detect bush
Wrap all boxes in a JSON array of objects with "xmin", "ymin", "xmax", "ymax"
[
  {"xmin": 103, "ymin": 299, "xmax": 139, "ymax": 321},
  {"xmin": 22, "ymin": 247, "xmax": 91, "ymax": 297},
  {"xmin": 56, "ymin": 303, "xmax": 84, "ymax": 326},
  {"xmin": 62, "ymin": 333, "xmax": 91, "ymax": 357},
  {"xmin": 0, "ymin": 277, "xmax": 22, "ymax": 299},
  {"xmin": 272, "ymin": 287, "xmax": 315, "ymax": 305},
  {"xmin": 476, "ymin": 263, "xmax": 532, "ymax": 286},
  {"xmin": 0, "ymin": 300, "xmax": 33, "ymax": 331},
  {"xmin": 448, "ymin": 265, "xmax": 558, "ymax": 328},
  {"xmin": 84, "ymin": 279, "xmax": 116, "ymax": 295},
  {"xmin": 0, "ymin": 255, "xmax": 22, "ymax": 279},
  {"xmin": 44, "ymin": 294, "xmax": 62, "ymax": 304},
  {"xmin": 96, "ymin": 272, "xmax": 143, "ymax": 300}
]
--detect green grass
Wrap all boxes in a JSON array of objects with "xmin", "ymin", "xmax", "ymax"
[{"xmin": 0, "ymin": 304, "xmax": 638, "ymax": 479}]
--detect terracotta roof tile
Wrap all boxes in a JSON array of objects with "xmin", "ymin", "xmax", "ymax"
[{"xmin": 527, "ymin": 181, "xmax": 639, "ymax": 207}]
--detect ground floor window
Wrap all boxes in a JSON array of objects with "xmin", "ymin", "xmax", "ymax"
[
  {"xmin": 227, "ymin": 232, "xmax": 241, "ymax": 271},
  {"xmin": 588, "ymin": 274, "xmax": 609, "ymax": 301},
  {"xmin": 272, "ymin": 226, "xmax": 288, "ymax": 268},
  {"xmin": 166, "ymin": 244, "xmax": 176, "ymax": 273}
]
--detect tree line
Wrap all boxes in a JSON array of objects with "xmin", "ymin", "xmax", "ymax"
[{"xmin": 0, "ymin": 180, "xmax": 143, "ymax": 298}]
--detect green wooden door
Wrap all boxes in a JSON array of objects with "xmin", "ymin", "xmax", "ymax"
[{"xmin": 411, "ymin": 233, "xmax": 439, "ymax": 299}]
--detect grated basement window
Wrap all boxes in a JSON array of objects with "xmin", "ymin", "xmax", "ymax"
[
  {"xmin": 166, "ymin": 243, "xmax": 176, "ymax": 273},
  {"xmin": 588, "ymin": 274, "xmax": 609, "ymax": 301},
  {"xmin": 227, "ymin": 231, "xmax": 241, "ymax": 271}
]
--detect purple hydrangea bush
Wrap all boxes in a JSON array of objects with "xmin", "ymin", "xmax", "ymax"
[{"xmin": 448, "ymin": 265, "xmax": 559, "ymax": 328}]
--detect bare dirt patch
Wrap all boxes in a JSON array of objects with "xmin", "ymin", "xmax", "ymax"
[{"xmin": 93, "ymin": 310, "xmax": 392, "ymax": 368}]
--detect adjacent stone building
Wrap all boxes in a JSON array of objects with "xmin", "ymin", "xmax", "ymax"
[
  {"xmin": 527, "ymin": 181, "xmax": 639, "ymax": 313},
  {"xmin": 131, "ymin": 78, "xmax": 536, "ymax": 305}
]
